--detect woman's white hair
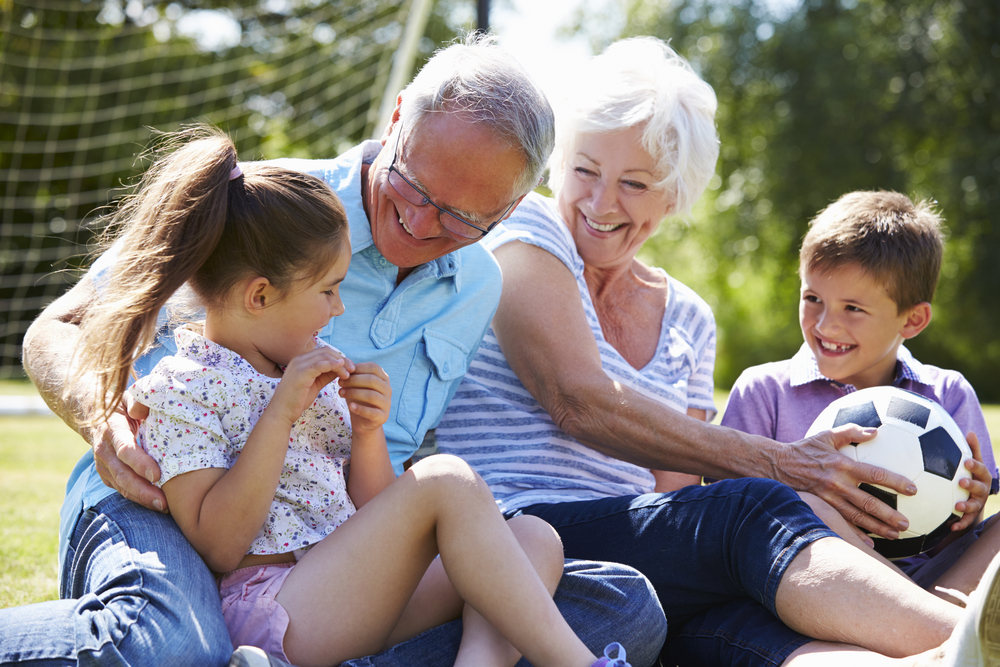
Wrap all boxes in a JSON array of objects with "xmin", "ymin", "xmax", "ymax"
[
  {"xmin": 400, "ymin": 32, "xmax": 554, "ymax": 199},
  {"xmin": 548, "ymin": 37, "xmax": 719, "ymax": 216}
]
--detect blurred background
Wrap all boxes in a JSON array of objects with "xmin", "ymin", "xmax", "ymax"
[{"xmin": 1, "ymin": 0, "xmax": 998, "ymax": 399}]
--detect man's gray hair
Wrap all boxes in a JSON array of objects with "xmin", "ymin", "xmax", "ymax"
[{"xmin": 399, "ymin": 32, "xmax": 554, "ymax": 198}]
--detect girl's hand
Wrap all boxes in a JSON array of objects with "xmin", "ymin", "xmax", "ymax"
[
  {"xmin": 953, "ymin": 431, "xmax": 991, "ymax": 531},
  {"xmin": 339, "ymin": 361, "xmax": 391, "ymax": 433},
  {"xmin": 270, "ymin": 347, "xmax": 351, "ymax": 426}
]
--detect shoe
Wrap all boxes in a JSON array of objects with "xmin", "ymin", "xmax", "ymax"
[
  {"xmin": 591, "ymin": 642, "xmax": 632, "ymax": 667},
  {"xmin": 228, "ymin": 645, "xmax": 295, "ymax": 667},
  {"xmin": 943, "ymin": 549, "xmax": 1000, "ymax": 666}
]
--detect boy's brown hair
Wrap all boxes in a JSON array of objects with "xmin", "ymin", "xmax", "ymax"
[{"xmin": 799, "ymin": 190, "xmax": 943, "ymax": 313}]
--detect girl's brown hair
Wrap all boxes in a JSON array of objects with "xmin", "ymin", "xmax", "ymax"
[{"xmin": 71, "ymin": 125, "xmax": 348, "ymax": 425}]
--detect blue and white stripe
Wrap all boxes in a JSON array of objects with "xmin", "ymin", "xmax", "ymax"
[{"xmin": 437, "ymin": 192, "xmax": 717, "ymax": 513}]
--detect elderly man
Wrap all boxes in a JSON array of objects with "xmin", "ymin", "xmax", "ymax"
[{"xmin": 4, "ymin": 35, "xmax": 666, "ymax": 667}]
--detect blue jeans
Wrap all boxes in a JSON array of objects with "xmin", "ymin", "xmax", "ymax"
[
  {"xmin": 0, "ymin": 494, "xmax": 667, "ymax": 667},
  {"xmin": 0, "ymin": 493, "xmax": 232, "ymax": 666},
  {"xmin": 509, "ymin": 478, "xmax": 840, "ymax": 667}
]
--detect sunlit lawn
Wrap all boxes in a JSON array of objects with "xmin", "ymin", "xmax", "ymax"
[{"xmin": 1, "ymin": 381, "xmax": 998, "ymax": 609}]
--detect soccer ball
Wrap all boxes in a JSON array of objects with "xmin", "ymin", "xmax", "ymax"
[{"xmin": 805, "ymin": 386, "xmax": 973, "ymax": 559}]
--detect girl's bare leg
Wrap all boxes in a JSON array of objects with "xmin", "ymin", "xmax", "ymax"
[
  {"xmin": 380, "ymin": 515, "xmax": 567, "ymax": 667},
  {"xmin": 453, "ymin": 516, "xmax": 567, "ymax": 667},
  {"xmin": 274, "ymin": 455, "xmax": 596, "ymax": 667}
]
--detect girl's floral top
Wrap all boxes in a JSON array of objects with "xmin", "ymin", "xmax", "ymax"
[{"xmin": 130, "ymin": 324, "xmax": 356, "ymax": 555}]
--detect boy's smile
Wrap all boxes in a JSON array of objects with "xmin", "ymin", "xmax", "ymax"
[{"xmin": 799, "ymin": 263, "xmax": 928, "ymax": 390}]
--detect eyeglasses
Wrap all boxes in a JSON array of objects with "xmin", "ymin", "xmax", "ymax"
[{"xmin": 386, "ymin": 122, "xmax": 518, "ymax": 240}]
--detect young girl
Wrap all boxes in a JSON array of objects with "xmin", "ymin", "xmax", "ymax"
[{"xmin": 67, "ymin": 126, "xmax": 632, "ymax": 667}]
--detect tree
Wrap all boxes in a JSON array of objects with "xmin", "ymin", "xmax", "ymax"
[
  {"xmin": 576, "ymin": 0, "xmax": 1000, "ymax": 399},
  {"xmin": 0, "ymin": 0, "xmax": 461, "ymax": 377}
]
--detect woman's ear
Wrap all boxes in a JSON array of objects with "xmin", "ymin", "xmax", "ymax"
[
  {"xmin": 244, "ymin": 276, "xmax": 273, "ymax": 314},
  {"xmin": 900, "ymin": 302, "xmax": 933, "ymax": 339}
]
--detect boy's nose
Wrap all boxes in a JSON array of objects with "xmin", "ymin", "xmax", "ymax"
[{"xmin": 815, "ymin": 309, "xmax": 840, "ymax": 333}]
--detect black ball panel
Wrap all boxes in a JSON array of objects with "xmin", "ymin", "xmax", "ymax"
[
  {"xmin": 833, "ymin": 401, "xmax": 882, "ymax": 429},
  {"xmin": 886, "ymin": 396, "xmax": 931, "ymax": 429},
  {"xmin": 920, "ymin": 426, "xmax": 964, "ymax": 480}
]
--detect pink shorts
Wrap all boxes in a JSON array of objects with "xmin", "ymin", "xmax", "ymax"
[{"xmin": 219, "ymin": 562, "xmax": 295, "ymax": 661}]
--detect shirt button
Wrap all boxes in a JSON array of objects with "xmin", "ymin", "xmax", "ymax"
[
  {"xmin": 298, "ymin": 434, "xmax": 309, "ymax": 447},
  {"xmin": 165, "ymin": 460, "xmax": 179, "ymax": 473}
]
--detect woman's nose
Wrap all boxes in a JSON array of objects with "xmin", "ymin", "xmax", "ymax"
[{"xmin": 589, "ymin": 182, "xmax": 619, "ymax": 215}]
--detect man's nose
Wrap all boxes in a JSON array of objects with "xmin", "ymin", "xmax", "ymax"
[{"xmin": 403, "ymin": 202, "xmax": 448, "ymax": 239}]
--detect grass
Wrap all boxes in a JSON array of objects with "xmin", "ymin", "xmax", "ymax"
[
  {"xmin": 1, "ymin": 381, "xmax": 998, "ymax": 609},
  {"xmin": 0, "ymin": 397, "xmax": 84, "ymax": 608}
]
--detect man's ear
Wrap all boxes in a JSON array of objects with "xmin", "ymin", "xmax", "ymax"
[
  {"xmin": 901, "ymin": 302, "xmax": 933, "ymax": 339},
  {"xmin": 500, "ymin": 193, "xmax": 529, "ymax": 223},
  {"xmin": 378, "ymin": 95, "xmax": 404, "ymax": 146},
  {"xmin": 244, "ymin": 276, "xmax": 274, "ymax": 314}
]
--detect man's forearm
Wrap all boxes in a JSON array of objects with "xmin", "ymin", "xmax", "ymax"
[{"xmin": 22, "ymin": 280, "xmax": 98, "ymax": 443}]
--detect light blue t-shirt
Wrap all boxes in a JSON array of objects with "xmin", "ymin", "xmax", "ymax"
[{"xmin": 59, "ymin": 141, "xmax": 503, "ymax": 569}]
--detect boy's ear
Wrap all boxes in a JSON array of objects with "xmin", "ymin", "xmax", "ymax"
[
  {"xmin": 244, "ymin": 277, "xmax": 274, "ymax": 313},
  {"xmin": 900, "ymin": 302, "xmax": 933, "ymax": 339}
]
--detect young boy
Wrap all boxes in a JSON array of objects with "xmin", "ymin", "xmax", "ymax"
[{"xmin": 722, "ymin": 190, "xmax": 999, "ymax": 601}]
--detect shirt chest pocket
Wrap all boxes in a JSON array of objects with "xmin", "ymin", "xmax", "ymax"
[{"xmin": 396, "ymin": 329, "xmax": 469, "ymax": 441}]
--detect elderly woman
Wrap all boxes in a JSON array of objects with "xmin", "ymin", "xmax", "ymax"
[{"xmin": 437, "ymin": 37, "xmax": 997, "ymax": 666}]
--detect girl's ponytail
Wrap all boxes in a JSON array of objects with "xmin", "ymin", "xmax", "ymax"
[{"xmin": 70, "ymin": 126, "xmax": 237, "ymax": 426}]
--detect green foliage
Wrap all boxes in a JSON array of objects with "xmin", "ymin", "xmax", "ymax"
[{"xmin": 580, "ymin": 0, "xmax": 1000, "ymax": 398}]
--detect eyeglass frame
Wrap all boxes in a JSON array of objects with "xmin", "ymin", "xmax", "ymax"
[{"xmin": 386, "ymin": 122, "xmax": 519, "ymax": 240}]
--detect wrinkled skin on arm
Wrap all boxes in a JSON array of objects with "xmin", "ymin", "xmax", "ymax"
[
  {"xmin": 22, "ymin": 277, "xmax": 168, "ymax": 513},
  {"xmin": 490, "ymin": 240, "xmax": 918, "ymax": 539}
]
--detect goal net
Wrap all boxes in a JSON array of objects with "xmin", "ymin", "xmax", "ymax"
[{"xmin": 0, "ymin": 0, "xmax": 434, "ymax": 379}]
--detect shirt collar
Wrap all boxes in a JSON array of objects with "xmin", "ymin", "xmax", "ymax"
[{"xmin": 789, "ymin": 343, "xmax": 926, "ymax": 391}]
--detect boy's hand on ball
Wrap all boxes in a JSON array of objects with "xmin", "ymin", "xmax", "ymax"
[{"xmin": 953, "ymin": 431, "xmax": 990, "ymax": 530}]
